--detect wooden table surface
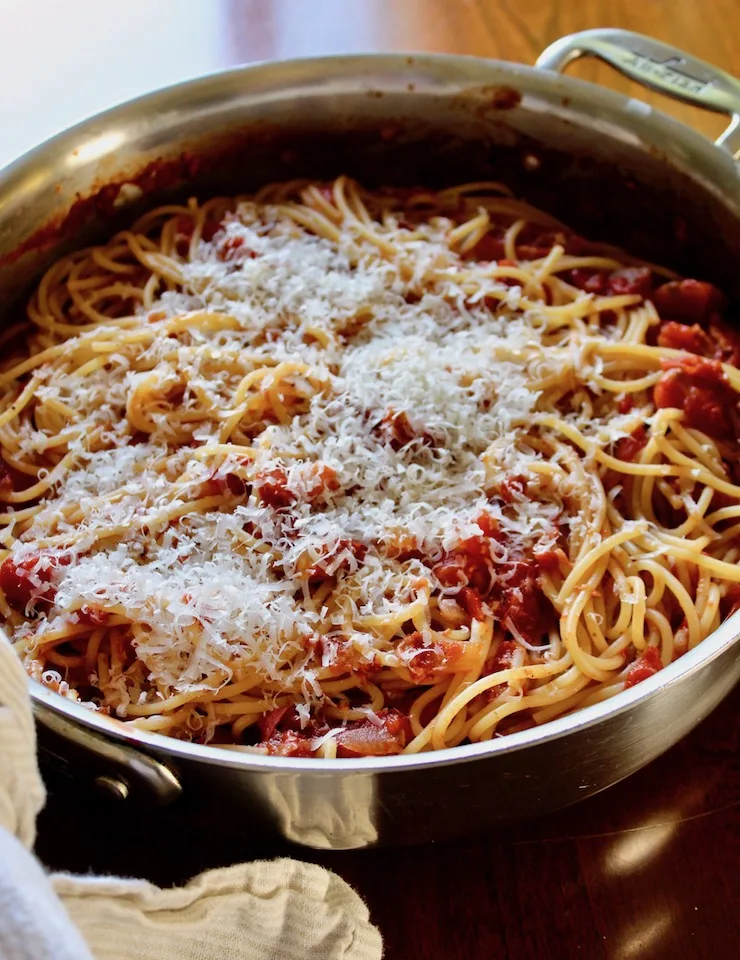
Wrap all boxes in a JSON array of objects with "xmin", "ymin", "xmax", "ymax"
[{"xmin": 2, "ymin": 2, "xmax": 739, "ymax": 958}]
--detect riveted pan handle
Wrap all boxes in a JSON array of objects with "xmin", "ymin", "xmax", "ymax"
[
  {"xmin": 35, "ymin": 698, "xmax": 182, "ymax": 807},
  {"xmin": 536, "ymin": 28, "xmax": 740, "ymax": 156}
]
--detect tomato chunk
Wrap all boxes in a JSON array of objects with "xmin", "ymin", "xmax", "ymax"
[
  {"xmin": 306, "ymin": 539, "xmax": 367, "ymax": 580},
  {"xmin": 625, "ymin": 646, "xmax": 663, "ymax": 687},
  {"xmin": 482, "ymin": 639, "xmax": 521, "ymax": 702},
  {"xmin": 76, "ymin": 604, "xmax": 110, "ymax": 626},
  {"xmin": 533, "ymin": 548, "xmax": 565, "ymax": 573},
  {"xmin": 497, "ymin": 474, "xmax": 528, "ymax": 503},
  {"xmin": 707, "ymin": 318, "xmax": 740, "ymax": 367},
  {"xmin": 433, "ymin": 522, "xmax": 555, "ymax": 646},
  {"xmin": 606, "ymin": 267, "xmax": 653, "ymax": 299},
  {"xmin": 396, "ymin": 631, "xmax": 467, "ymax": 683},
  {"xmin": 654, "ymin": 355, "xmax": 736, "ymax": 440},
  {"xmin": 375, "ymin": 410, "xmax": 433, "ymax": 451},
  {"xmin": 468, "ymin": 233, "xmax": 506, "ymax": 262},
  {"xmin": 254, "ymin": 466, "xmax": 293, "ymax": 508},
  {"xmin": 657, "ymin": 321, "xmax": 712, "ymax": 356},
  {"xmin": 202, "ymin": 470, "xmax": 248, "ymax": 498},
  {"xmin": 434, "ymin": 535, "xmax": 493, "ymax": 593},
  {"xmin": 302, "ymin": 463, "xmax": 340, "ymax": 501},
  {"xmin": 500, "ymin": 561, "xmax": 551, "ymax": 646},
  {"xmin": 0, "ymin": 553, "xmax": 69, "ymax": 612},
  {"xmin": 615, "ymin": 426, "xmax": 648, "ymax": 462},
  {"xmin": 656, "ymin": 317, "xmax": 740, "ymax": 368},
  {"xmin": 652, "ymin": 279, "xmax": 725, "ymax": 325},
  {"xmin": 459, "ymin": 586, "xmax": 487, "ymax": 620}
]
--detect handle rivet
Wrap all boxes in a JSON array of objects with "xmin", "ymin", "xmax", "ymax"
[{"xmin": 94, "ymin": 774, "xmax": 130, "ymax": 801}]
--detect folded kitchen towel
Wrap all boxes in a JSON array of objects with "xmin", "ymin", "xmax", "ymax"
[{"xmin": 0, "ymin": 634, "xmax": 383, "ymax": 960}]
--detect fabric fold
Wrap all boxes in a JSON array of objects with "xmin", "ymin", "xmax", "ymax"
[
  {"xmin": 0, "ymin": 633, "xmax": 382, "ymax": 960},
  {"xmin": 54, "ymin": 860, "xmax": 382, "ymax": 960}
]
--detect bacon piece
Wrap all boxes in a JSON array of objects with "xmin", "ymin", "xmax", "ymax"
[
  {"xmin": 566, "ymin": 268, "xmax": 608, "ymax": 295},
  {"xmin": 263, "ymin": 729, "xmax": 315, "ymax": 757},
  {"xmin": 257, "ymin": 704, "xmax": 332, "ymax": 750},
  {"xmin": 433, "ymin": 513, "xmax": 503, "ymax": 592},
  {"xmin": 652, "ymin": 279, "xmax": 725, "ymax": 325},
  {"xmin": 615, "ymin": 426, "xmax": 648, "ymax": 462},
  {"xmin": 334, "ymin": 709, "xmax": 411, "ymax": 758},
  {"xmin": 653, "ymin": 355, "xmax": 736, "ymax": 440},
  {"xmin": 435, "ymin": 554, "xmax": 552, "ymax": 646},
  {"xmin": 624, "ymin": 646, "xmax": 662, "ymax": 687},
  {"xmin": 396, "ymin": 631, "xmax": 468, "ymax": 683},
  {"xmin": 258, "ymin": 706, "xmax": 294, "ymax": 743},
  {"xmin": 0, "ymin": 553, "xmax": 70, "ymax": 612},
  {"xmin": 314, "ymin": 635, "xmax": 377, "ymax": 678}
]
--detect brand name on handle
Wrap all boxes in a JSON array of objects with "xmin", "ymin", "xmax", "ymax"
[{"xmin": 623, "ymin": 52, "xmax": 709, "ymax": 96}]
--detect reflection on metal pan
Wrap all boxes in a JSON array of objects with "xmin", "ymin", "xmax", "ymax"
[{"xmin": 1, "ymin": 29, "xmax": 739, "ymax": 848}]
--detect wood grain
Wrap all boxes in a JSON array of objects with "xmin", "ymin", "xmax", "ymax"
[
  {"xmin": 3, "ymin": 2, "xmax": 739, "ymax": 958},
  {"xmin": 225, "ymin": 0, "xmax": 739, "ymax": 142},
  {"xmin": 1, "ymin": 0, "xmax": 737, "ymax": 168}
]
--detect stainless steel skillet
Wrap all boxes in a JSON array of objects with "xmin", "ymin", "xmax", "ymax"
[{"xmin": 0, "ymin": 29, "xmax": 738, "ymax": 849}]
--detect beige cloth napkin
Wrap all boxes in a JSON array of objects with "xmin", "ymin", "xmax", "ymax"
[{"xmin": 0, "ymin": 634, "xmax": 382, "ymax": 960}]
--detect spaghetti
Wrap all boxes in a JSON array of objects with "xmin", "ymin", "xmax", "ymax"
[{"xmin": 2, "ymin": 175, "xmax": 740, "ymax": 758}]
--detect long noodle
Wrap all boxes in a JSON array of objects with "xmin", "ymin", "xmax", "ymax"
[{"xmin": 2, "ymin": 176, "xmax": 739, "ymax": 758}]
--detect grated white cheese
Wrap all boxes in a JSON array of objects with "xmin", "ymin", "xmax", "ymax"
[{"xmin": 8, "ymin": 200, "xmax": 635, "ymax": 710}]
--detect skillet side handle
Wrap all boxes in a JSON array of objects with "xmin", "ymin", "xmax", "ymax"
[
  {"xmin": 535, "ymin": 28, "xmax": 740, "ymax": 157},
  {"xmin": 35, "ymin": 698, "xmax": 182, "ymax": 808}
]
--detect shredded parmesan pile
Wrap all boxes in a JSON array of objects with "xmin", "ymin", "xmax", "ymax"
[{"xmin": 9, "ymin": 197, "xmax": 637, "ymax": 717}]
